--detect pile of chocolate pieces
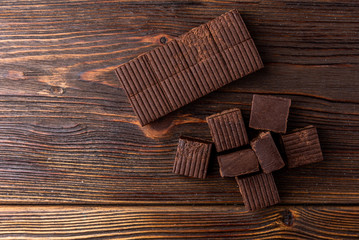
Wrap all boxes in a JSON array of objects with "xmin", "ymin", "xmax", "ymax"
[
  {"xmin": 114, "ymin": 9, "xmax": 324, "ymax": 211},
  {"xmin": 172, "ymin": 94, "xmax": 323, "ymax": 211}
]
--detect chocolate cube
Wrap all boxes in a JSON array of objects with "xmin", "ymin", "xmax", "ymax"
[
  {"xmin": 217, "ymin": 149, "xmax": 259, "ymax": 177},
  {"xmin": 206, "ymin": 108, "xmax": 249, "ymax": 152},
  {"xmin": 249, "ymin": 94, "xmax": 291, "ymax": 133},
  {"xmin": 236, "ymin": 172, "xmax": 280, "ymax": 211},
  {"xmin": 281, "ymin": 125, "xmax": 323, "ymax": 168},
  {"xmin": 250, "ymin": 131, "xmax": 285, "ymax": 173},
  {"xmin": 172, "ymin": 136, "xmax": 212, "ymax": 179}
]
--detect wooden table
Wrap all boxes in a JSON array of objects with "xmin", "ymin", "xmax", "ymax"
[{"xmin": 1, "ymin": 0, "xmax": 358, "ymax": 238}]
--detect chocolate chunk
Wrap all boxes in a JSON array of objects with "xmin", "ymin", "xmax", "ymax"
[
  {"xmin": 116, "ymin": 9, "xmax": 263, "ymax": 126},
  {"xmin": 249, "ymin": 94, "xmax": 291, "ymax": 133},
  {"xmin": 250, "ymin": 131, "xmax": 285, "ymax": 173},
  {"xmin": 217, "ymin": 149, "xmax": 259, "ymax": 177},
  {"xmin": 236, "ymin": 172, "xmax": 280, "ymax": 211},
  {"xmin": 206, "ymin": 108, "xmax": 249, "ymax": 152},
  {"xmin": 281, "ymin": 125, "xmax": 323, "ymax": 168},
  {"xmin": 172, "ymin": 136, "xmax": 212, "ymax": 179}
]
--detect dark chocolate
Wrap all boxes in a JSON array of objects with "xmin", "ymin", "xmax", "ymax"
[
  {"xmin": 250, "ymin": 131, "xmax": 285, "ymax": 173},
  {"xmin": 217, "ymin": 149, "xmax": 259, "ymax": 177},
  {"xmin": 281, "ymin": 125, "xmax": 323, "ymax": 168},
  {"xmin": 249, "ymin": 94, "xmax": 291, "ymax": 133},
  {"xmin": 206, "ymin": 108, "xmax": 249, "ymax": 152},
  {"xmin": 116, "ymin": 9, "xmax": 263, "ymax": 126},
  {"xmin": 172, "ymin": 136, "xmax": 212, "ymax": 179},
  {"xmin": 236, "ymin": 172, "xmax": 280, "ymax": 211}
]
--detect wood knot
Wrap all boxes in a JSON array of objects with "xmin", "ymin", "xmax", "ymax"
[
  {"xmin": 160, "ymin": 36, "xmax": 167, "ymax": 44},
  {"xmin": 50, "ymin": 86, "xmax": 65, "ymax": 95},
  {"xmin": 142, "ymin": 118, "xmax": 173, "ymax": 139},
  {"xmin": 282, "ymin": 209, "xmax": 294, "ymax": 226}
]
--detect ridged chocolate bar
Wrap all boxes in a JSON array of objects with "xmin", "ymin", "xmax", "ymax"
[
  {"xmin": 250, "ymin": 131, "xmax": 285, "ymax": 173},
  {"xmin": 217, "ymin": 149, "xmax": 259, "ymax": 177},
  {"xmin": 172, "ymin": 136, "xmax": 212, "ymax": 179},
  {"xmin": 281, "ymin": 125, "xmax": 323, "ymax": 168},
  {"xmin": 115, "ymin": 9, "xmax": 263, "ymax": 126},
  {"xmin": 206, "ymin": 108, "xmax": 249, "ymax": 152},
  {"xmin": 236, "ymin": 173, "xmax": 280, "ymax": 211}
]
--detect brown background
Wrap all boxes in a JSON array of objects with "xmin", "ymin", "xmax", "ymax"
[{"xmin": 0, "ymin": 0, "xmax": 358, "ymax": 238}]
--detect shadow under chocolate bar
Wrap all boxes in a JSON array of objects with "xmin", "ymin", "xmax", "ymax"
[{"xmin": 115, "ymin": 9, "xmax": 264, "ymax": 126}]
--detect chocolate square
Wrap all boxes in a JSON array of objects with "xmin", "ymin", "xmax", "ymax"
[
  {"xmin": 206, "ymin": 108, "xmax": 249, "ymax": 152},
  {"xmin": 281, "ymin": 125, "xmax": 323, "ymax": 168},
  {"xmin": 172, "ymin": 136, "xmax": 212, "ymax": 179},
  {"xmin": 236, "ymin": 172, "xmax": 280, "ymax": 211},
  {"xmin": 217, "ymin": 149, "xmax": 259, "ymax": 177},
  {"xmin": 249, "ymin": 94, "xmax": 291, "ymax": 133},
  {"xmin": 250, "ymin": 131, "xmax": 285, "ymax": 173}
]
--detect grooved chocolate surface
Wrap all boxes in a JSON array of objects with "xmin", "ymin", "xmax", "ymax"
[
  {"xmin": 172, "ymin": 137, "xmax": 212, "ymax": 179},
  {"xmin": 116, "ymin": 9, "xmax": 263, "ymax": 126},
  {"xmin": 249, "ymin": 94, "xmax": 291, "ymax": 133},
  {"xmin": 282, "ymin": 125, "xmax": 323, "ymax": 168},
  {"xmin": 250, "ymin": 132, "xmax": 285, "ymax": 173},
  {"xmin": 217, "ymin": 149, "xmax": 259, "ymax": 177},
  {"xmin": 235, "ymin": 173, "xmax": 280, "ymax": 211},
  {"xmin": 206, "ymin": 108, "xmax": 249, "ymax": 152}
]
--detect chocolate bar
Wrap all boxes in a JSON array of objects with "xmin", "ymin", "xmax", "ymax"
[
  {"xmin": 172, "ymin": 136, "xmax": 212, "ymax": 179},
  {"xmin": 281, "ymin": 125, "xmax": 323, "ymax": 168},
  {"xmin": 206, "ymin": 108, "xmax": 249, "ymax": 152},
  {"xmin": 236, "ymin": 172, "xmax": 280, "ymax": 211},
  {"xmin": 217, "ymin": 149, "xmax": 259, "ymax": 177},
  {"xmin": 249, "ymin": 94, "xmax": 291, "ymax": 133},
  {"xmin": 116, "ymin": 10, "xmax": 263, "ymax": 126},
  {"xmin": 250, "ymin": 131, "xmax": 285, "ymax": 173}
]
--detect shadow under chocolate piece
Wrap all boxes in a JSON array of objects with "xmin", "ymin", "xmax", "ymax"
[
  {"xmin": 206, "ymin": 108, "xmax": 249, "ymax": 152},
  {"xmin": 172, "ymin": 136, "xmax": 212, "ymax": 179},
  {"xmin": 236, "ymin": 172, "xmax": 280, "ymax": 211},
  {"xmin": 281, "ymin": 125, "xmax": 323, "ymax": 168},
  {"xmin": 249, "ymin": 94, "xmax": 291, "ymax": 133},
  {"xmin": 217, "ymin": 149, "xmax": 259, "ymax": 177},
  {"xmin": 250, "ymin": 131, "xmax": 285, "ymax": 173},
  {"xmin": 115, "ymin": 9, "xmax": 263, "ymax": 126}
]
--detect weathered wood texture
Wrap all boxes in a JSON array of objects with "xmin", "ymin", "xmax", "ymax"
[
  {"xmin": 0, "ymin": 206, "xmax": 357, "ymax": 239},
  {"xmin": 0, "ymin": 0, "xmax": 358, "ymax": 204}
]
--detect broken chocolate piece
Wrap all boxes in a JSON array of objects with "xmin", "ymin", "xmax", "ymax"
[
  {"xmin": 250, "ymin": 131, "xmax": 285, "ymax": 173},
  {"xmin": 236, "ymin": 172, "xmax": 280, "ymax": 211},
  {"xmin": 217, "ymin": 149, "xmax": 259, "ymax": 177},
  {"xmin": 172, "ymin": 136, "xmax": 212, "ymax": 179},
  {"xmin": 281, "ymin": 125, "xmax": 323, "ymax": 168},
  {"xmin": 206, "ymin": 108, "xmax": 249, "ymax": 152},
  {"xmin": 249, "ymin": 94, "xmax": 291, "ymax": 133},
  {"xmin": 116, "ymin": 9, "xmax": 263, "ymax": 126}
]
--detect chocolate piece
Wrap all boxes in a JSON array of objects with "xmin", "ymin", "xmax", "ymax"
[
  {"xmin": 249, "ymin": 94, "xmax": 291, "ymax": 133},
  {"xmin": 206, "ymin": 108, "xmax": 249, "ymax": 152},
  {"xmin": 250, "ymin": 132, "xmax": 285, "ymax": 173},
  {"xmin": 172, "ymin": 136, "xmax": 212, "ymax": 179},
  {"xmin": 236, "ymin": 172, "xmax": 280, "ymax": 211},
  {"xmin": 217, "ymin": 149, "xmax": 259, "ymax": 177},
  {"xmin": 116, "ymin": 9, "xmax": 263, "ymax": 126},
  {"xmin": 281, "ymin": 125, "xmax": 323, "ymax": 168}
]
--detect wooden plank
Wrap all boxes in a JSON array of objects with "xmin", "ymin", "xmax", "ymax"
[
  {"xmin": 0, "ymin": 206, "xmax": 357, "ymax": 239},
  {"xmin": 0, "ymin": 0, "xmax": 358, "ymax": 204}
]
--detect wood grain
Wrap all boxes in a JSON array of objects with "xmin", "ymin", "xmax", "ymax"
[
  {"xmin": 0, "ymin": 206, "xmax": 357, "ymax": 239},
  {"xmin": 0, "ymin": 0, "xmax": 358, "ymax": 204}
]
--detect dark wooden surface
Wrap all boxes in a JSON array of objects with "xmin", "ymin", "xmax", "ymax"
[
  {"xmin": 0, "ymin": 206, "xmax": 357, "ymax": 239},
  {"xmin": 0, "ymin": 0, "xmax": 358, "ymax": 238}
]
